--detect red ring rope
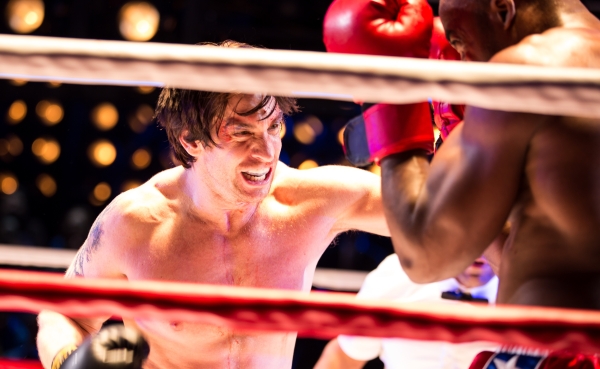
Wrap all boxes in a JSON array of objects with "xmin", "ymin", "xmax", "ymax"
[
  {"xmin": 0, "ymin": 359, "xmax": 43, "ymax": 368},
  {"xmin": 1, "ymin": 269, "xmax": 600, "ymax": 357}
]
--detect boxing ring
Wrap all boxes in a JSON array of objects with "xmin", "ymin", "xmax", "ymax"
[{"xmin": 2, "ymin": 34, "xmax": 600, "ymax": 367}]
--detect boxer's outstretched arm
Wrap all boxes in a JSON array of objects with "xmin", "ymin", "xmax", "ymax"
[
  {"xmin": 380, "ymin": 107, "xmax": 544, "ymax": 283},
  {"xmin": 37, "ymin": 200, "xmax": 127, "ymax": 369},
  {"xmin": 296, "ymin": 164, "xmax": 389, "ymax": 237}
]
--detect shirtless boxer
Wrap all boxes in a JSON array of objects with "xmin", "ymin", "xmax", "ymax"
[
  {"xmin": 380, "ymin": 0, "xmax": 600, "ymax": 308},
  {"xmin": 36, "ymin": 42, "xmax": 389, "ymax": 369},
  {"xmin": 328, "ymin": 0, "xmax": 600, "ymax": 309},
  {"xmin": 328, "ymin": 0, "xmax": 600, "ymax": 365}
]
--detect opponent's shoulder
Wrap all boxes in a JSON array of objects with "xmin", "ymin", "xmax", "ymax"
[{"xmin": 491, "ymin": 27, "xmax": 600, "ymax": 68}]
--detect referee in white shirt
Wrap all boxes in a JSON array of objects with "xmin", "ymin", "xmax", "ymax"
[{"xmin": 314, "ymin": 254, "xmax": 500, "ymax": 369}]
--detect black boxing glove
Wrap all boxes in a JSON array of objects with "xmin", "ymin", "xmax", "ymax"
[{"xmin": 53, "ymin": 325, "xmax": 149, "ymax": 369}]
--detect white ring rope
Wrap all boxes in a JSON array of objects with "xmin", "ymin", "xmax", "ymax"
[
  {"xmin": 0, "ymin": 34, "xmax": 599, "ymax": 118},
  {"xmin": 0, "ymin": 244, "xmax": 367, "ymax": 291}
]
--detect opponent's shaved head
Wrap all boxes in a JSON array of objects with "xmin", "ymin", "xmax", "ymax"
[{"xmin": 439, "ymin": 0, "xmax": 560, "ymax": 61}]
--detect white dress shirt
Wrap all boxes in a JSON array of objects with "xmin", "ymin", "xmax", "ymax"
[{"xmin": 338, "ymin": 254, "xmax": 499, "ymax": 369}]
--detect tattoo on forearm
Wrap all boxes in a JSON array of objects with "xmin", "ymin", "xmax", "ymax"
[{"xmin": 66, "ymin": 201, "xmax": 116, "ymax": 278}]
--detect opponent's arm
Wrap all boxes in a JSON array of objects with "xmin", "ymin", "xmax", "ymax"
[
  {"xmin": 314, "ymin": 338, "xmax": 367, "ymax": 369},
  {"xmin": 37, "ymin": 201, "xmax": 127, "ymax": 369},
  {"xmin": 380, "ymin": 107, "xmax": 543, "ymax": 283}
]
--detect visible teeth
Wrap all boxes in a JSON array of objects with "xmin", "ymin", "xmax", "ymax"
[
  {"xmin": 246, "ymin": 171, "xmax": 267, "ymax": 176},
  {"xmin": 243, "ymin": 172, "xmax": 267, "ymax": 182}
]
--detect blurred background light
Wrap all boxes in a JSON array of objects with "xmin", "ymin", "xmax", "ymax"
[
  {"xmin": 128, "ymin": 104, "xmax": 154, "ymax": 133},
  {"xmin": 7, "ymin": 100, "xmax": 27, "ymax": 124},
  {"xmin": 91, "ymin": 102, "xmax": 119, "ymax": 131},
  {"xmin": 131, "ymin": 147, "xmax": 151, "ymax": 170},
  {"xmin": 9, "ymin": 79, "xmax": 27, "ymax": 86},
  {"xmin": 36, "ymin": 100, "xmax": 64, "ymax": 126},
  {"xmin": 293, "ymin": 115, "xmax": 323, "ymax": 145},
  {"xmin": 36, "ymin": 173, "xmax": 56, "ymax": 197},
  {"xmin": 0, "ymin": 140, "xmax": 7, "ymax": 157},
  {"xmin": 337, "ymin": 126, "xmax": 345, "ymax": 146},
  {"xmin": 88, "ymin": 139, "xmax": 117, "ymax": 167},
  {"xmin": 92, "ymin": 182, "xmax": 112, "ymax": 203},
  {"xmin": 5, "ymin": 0, "xmax": 44, "ymax": 34},
  {"xmin": 47, "ymin": 81, "xmax": 61, "ymax": 88},
  {"xmin": 368, "ymin": 164, "xmax": 381, "ymax": 176},
  {"xmin": 0, "ymin": 135, "xmax": 23, "ymax": 159},
  {"xmin": 31, "ymin": 137, "xmax": 60, "ymax": 164},
  {"xmin": 121, "ymin": 180, "xmax": 142, "ymax": 192},
  {"xmin": 298, "ymin": 159, "xmax": 318, "ymax": 170},
  {"xmin": 0, "ymin": 173, "xmax": 18, "ymax": 195},
  {"xmin": 280, "ymin": 122, "xmax": 287, "ymax": 139},
  {"xmin": 118, "ymin": 2, "xmax": 159, "ymax": 42},
  {"xmin": 6, "ymin": 135, "xmax": 23, "ymax": 156},
  {"xmin": 136, "ymin": 86, "xmax": 155, "ymax": 94}
]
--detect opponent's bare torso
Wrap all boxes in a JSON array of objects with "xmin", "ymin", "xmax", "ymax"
[
  {"xmin": 114, "ymin": 167, "xmax": 340, "ymax": 369},
  {"xmin": 496, "ymin": 26, "xmax": 600, "ymax": 308}
]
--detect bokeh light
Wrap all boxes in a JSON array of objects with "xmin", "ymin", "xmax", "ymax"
[
  {"xmin": 31, "ymin": 137, "xmax": 60, "ymax": 164},
  {"xmin": 298, "ymin": 159, "xmax": 318, "ymax": 170},
  {"xmin": 0, "ymin": 173, "xmax": 18, "ymax": 195},
  {"xmin": 91, "ymin": 103, "xmax": 119, "ymax": 131},
  {"xmin": 0, "ymin": 140, "xmax": 7, "ymax": 157},
  {"xmin": 293, "ymin": 115, "xmax": 323, "ymax": 145},
  {"xmin": 280, "ymin": 122, "xmax": 287, "ymax": 139},
  {"xmin": 5, "ymin": 0, "xmax": 44, "ymax": 34},
  {"xmin": 121, "ymin": 180, "xmax": 142, "ymax": 192},
  {"xmin": 36, "ymin": 173, "xmax": 56, "ymax": 197},
  {"xmin": 47, "ymin": 81, "xmax": 61, "ymax": 88},
  {"xmin": 36, "ymin": 100, "xmax": 64, "ymax": 125},
  {"xmin": 128, "ymin": 104, "xmax": 154, "ymax": 133},
  {"xmin": 0, "ymin": 135, "xmax": 23, "ymax": 158},
  {"xmin": 93, "ymin": 182, "xmax": 112, "ymax": 202},
  {"xmin": 118, "ymin": 2, "xmax": 159, "ymax": 41},
  {"xmin": 136, "ymin": 86, "xmax": 155, "ymax": 94},
  {"xmin": 7, "ymin": 135, "xmax": 23, "ymax": 156},
  {"xmin": 7, "ymin": 100, "xmax": 27, "ymax": 124},
  {"xmin": 368, "ymin": 164, "xmax": 381, "ymax": 176},
  {"xmin": 88, "ymin": 140, "xmax": 117, "ymax": 167},
  {"xmin": 337, "ymin": 126, "xmax": 345, "ymax": 146},
  {"xmin": 131, "ymin": 147, "xmax": 151, "ymax": 170},
  {"xmin": 9, "ymin": 79, "xmax": 27, "ymax": 86}
]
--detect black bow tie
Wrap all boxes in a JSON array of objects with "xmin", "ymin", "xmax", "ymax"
[{"xmin": 441, "ymin": 290, "xmax": 489, "ymax": 303}]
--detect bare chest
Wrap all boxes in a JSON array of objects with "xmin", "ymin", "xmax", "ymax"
[{"xmin": 124, "ymin": 208, "xmax": 337, "ymax": 291}]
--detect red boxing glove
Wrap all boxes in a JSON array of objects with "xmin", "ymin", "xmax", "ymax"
[
  {"xmin": 429, "ymin": 17, "xmax": 460, "ymax": 60},
  {"xmin": 433, "ymin": 101, "xmax": 465, "ymax": 141},
  {"xmin": 364, "ymin": 103, "xmax": 434, "ymax": 164},
  {"xmin": 323, "ymin": 0, "xmax": 434, "ymax": 59},
  {"xmin": 429, "ymin": 17, "xmax": 465, "ymax": 141},
  {"xmin": 324, "ymin": 0, "xmax": 435, "ymax": 165}
]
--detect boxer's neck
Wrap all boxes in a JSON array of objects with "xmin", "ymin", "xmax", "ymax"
[
  {"xmin": 181, "ymin": 166, "xmax": 260, "ymax": 234},
  {"xmin": 554, "ymin": 0, "xmax": 600, "ymax": 29},
  {"xmin": 515, "ymin": 0, "xmax": 598, "ymax": 38}
]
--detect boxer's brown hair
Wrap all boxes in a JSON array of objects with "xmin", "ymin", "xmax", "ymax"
[{"xmin": 154, "ymin": 40, "xmax": 298, "ymax": 169}]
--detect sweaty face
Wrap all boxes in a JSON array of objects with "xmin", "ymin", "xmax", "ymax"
[
  {"xmin": 198, "ymin": 94, "xmax": 283, "ymax": 205},
  {"xmin": 454, "ymin": 257, "xmax": 495, "ymax": 289},
  {"xmin": 439, "ymin": 0, "xmax": 506, "ymax": 62}
]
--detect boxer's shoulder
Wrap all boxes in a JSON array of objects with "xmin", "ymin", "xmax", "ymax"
[
  {"xmin": 100, "ymin": 172, "xmax": 178, "ymax": 231},
  {"xmin": 490, "ymin": 27, "xmax": 600, "ymax": 68},
  {"xmin": 272, "ymin": 162, "xmax": 377, "ymax": 203}
]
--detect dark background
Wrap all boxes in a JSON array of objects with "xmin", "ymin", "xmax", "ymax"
[{"xmin": 0, "ymin": 0, "xmax": 599, "ymax": 367}]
